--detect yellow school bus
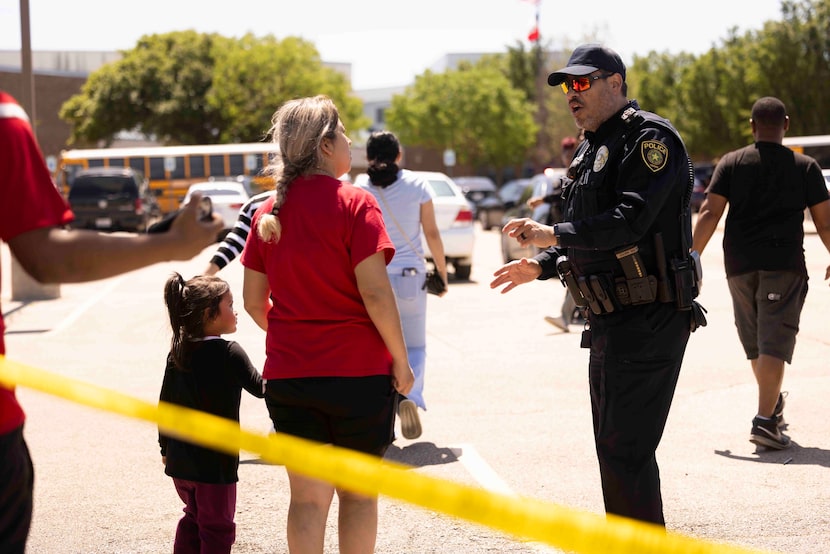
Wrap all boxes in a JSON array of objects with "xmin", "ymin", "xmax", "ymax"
[{"xmin": 54, "ymin": 143, "xmax": 279, "ymax": 214}]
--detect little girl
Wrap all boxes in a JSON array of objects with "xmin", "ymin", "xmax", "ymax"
[{"xmin": 158, "ymin": 272, "xmax": 264, "ymax": 554}]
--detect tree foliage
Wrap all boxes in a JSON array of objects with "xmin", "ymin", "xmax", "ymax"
[
  {"xmin": 60, "ymin": 31, "xmax": 367, "ymax": 146},
  {"xmin": 385, "ymin": 65, "xmax": 537, "ymax": 175},
  {"xmin": 628, "ymin": 0, "xmax": 830, "ymax": 161},
  {"xmin": 59, "ymin": 0, "xmax": 830, "ymax": 166},
  {"xmin": 208, "ymin": 34, "xmax": 366, "ymax": 143}
]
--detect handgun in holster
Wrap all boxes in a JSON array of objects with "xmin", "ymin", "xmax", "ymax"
[
  {"xmin": 671, "ymin": 256, "xmax": 696, "ymax": 311},
  {"xmin": 615, "ymin": 245, "xmax": 657, "ymax": 305},
  {"xmin": 555, "ymin": 256, "xmax": 588, "ymax": 308}
]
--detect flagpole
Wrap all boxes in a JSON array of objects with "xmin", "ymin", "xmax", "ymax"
[{"xmin": 532, "ymin": 0, "xmax": 549, "ymax": 172}]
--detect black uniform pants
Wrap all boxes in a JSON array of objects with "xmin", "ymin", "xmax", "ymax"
[{"xmin": 587, "ymin": 302, "xmax": 691, "ymax": 526}]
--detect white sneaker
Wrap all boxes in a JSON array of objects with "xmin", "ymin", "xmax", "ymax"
[
  {"xmin": 398, "ymin": 399, "xmax": 422, "ymax": 439},
  {"xmin": 544, "ymin": 315, "xmax": 569, "ymax": 333}
]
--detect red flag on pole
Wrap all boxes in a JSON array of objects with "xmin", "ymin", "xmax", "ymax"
[
  {"xmin": 528, "ymin": 26, "xmax": 540, "ymax": 42},
  {"xmin": 523, "ymin": 0, "xmax": 541, "ymax": 42}
]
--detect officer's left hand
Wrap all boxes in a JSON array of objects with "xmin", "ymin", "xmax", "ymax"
[{"xmin": 502, "ymin": 218, "xmax": 557, "ymax": 248}]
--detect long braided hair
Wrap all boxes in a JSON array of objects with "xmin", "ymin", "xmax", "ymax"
[
  {"xmin": 163, "ymin": 272, "xmax": 230, "ymax": 370},
  {"xmin": 365, "ymin": 130, "xmax": 401, "ymax": 189},
  {"xmin": 256, "ymin": 95, "xmax": 341, "ymax": 243}
]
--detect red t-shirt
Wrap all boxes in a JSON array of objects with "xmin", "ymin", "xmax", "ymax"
[
  {"xmin": 241, "ymin": 174, "xmax": 395, "ymax": 379},
  {"xmin": 0, "ymin": 91, "xmax": 74, "ymax": 433}
]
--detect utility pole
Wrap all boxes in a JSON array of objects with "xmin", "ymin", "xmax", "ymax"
[
  {"xmin": 11, "ymin": 0, "xmax": 61, "ymax": 301},
  {"xmin": 19, "ymin": 0, "xmax": 35, "ymax": 131},
  {"xmin": 529, "ymin": 1, "xmax": 550, "ymax": 172}
]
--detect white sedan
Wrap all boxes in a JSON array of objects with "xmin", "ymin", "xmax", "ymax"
[{"xmin": 182, "ymin": 181, "xmax": 250, "ymax": 240}]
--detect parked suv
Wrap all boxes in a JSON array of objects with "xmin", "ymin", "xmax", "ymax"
[
  {"xmin": 453, "ymin": 176, "xmax": 505, "ymax": 231},
  {"xmin": 67, "ymin": 167, "xmax": 161, "ymax": 232}
]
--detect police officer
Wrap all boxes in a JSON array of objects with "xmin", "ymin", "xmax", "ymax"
[{"xmin": 490, "ymin": 44, "xmax": 701, "ymax": 526}]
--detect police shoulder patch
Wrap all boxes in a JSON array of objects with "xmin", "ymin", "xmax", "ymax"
[{"xmin": 641, "ymin": 140, "xmax": 668, "ymax": 172}]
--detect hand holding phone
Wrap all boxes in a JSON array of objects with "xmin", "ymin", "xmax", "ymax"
[
  {"xmin": 147, "ymin": 195, "xmax": 213, "ymax": 234},
  {"xmin": 197, "ymin": 196, "xmax": 213, "ymax": 222}
]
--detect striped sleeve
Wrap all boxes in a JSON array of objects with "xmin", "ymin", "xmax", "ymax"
[{"xmin": 208, "ymin": 190, "xmax": 271, "ymax": 270}]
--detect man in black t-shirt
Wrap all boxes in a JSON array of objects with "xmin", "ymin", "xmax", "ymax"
[{"xmin": 692, "ymin": 96, "xmax": 830, "ymax": 450}]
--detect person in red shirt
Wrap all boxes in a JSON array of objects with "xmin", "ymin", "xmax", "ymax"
[
  {"xmin": 0, "ymin": 90, "xmax": 222, "ymax": 553},
  {"xmin": 241, "ymin": 95, "xmax": 413, "ymax": 553}
]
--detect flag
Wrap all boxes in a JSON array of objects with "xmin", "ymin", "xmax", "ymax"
[{"xmin": 528, "ymin": 26, "xmax": 540, "ymax": 42}]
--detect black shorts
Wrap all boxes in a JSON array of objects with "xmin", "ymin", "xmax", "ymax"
[
  {"xmin": 0, "ymin": 425, "xmax": 34, "ymax": 553},
  {"xmin": 264, "ymin": 376, "xmax": 396, "ymax": 458},
  {"xmin": 727, "ymin": 270, "xmax": 807, "ymax": 363}
]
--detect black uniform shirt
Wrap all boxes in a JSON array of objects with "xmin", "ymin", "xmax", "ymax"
[{"xmin": 536, "ymin": 100, "xmax": 691, "ymax": 280}]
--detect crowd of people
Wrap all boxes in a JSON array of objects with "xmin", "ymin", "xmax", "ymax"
[{"xmin": 3, "ymin": 41, "xmax": 830, "ymax": 553}]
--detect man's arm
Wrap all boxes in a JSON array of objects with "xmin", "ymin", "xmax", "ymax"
[
  {"xmin": 8, "ymin": 194, "xmax": 222, "ymax": 283},
  {"xmin": 807, "ymin": 199, "xmax": 830, "ymax": 282},
  {"xmin": 691, "ymin": 192, "xmax": 728, "ymax": 255}
]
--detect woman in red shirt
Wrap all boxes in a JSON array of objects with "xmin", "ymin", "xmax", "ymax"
[{"xmin": 241, "ymin": 95, "xmax": 413, "ymax": 553}]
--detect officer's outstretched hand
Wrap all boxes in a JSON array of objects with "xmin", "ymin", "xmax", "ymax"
[{"xmin": 490, "ymin": 258, "xmax": 542, "ymax": 294}]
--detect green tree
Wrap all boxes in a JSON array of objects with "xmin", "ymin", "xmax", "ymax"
[
  {"xmin": 60, "ymin": 31, "xmax": 367, "ymax": 146},
  {"xmin": 753, "ymin": 0, "xmax": 830, "ymax": 135},
  {"xmin": 457, "ymin": 43, "xmax": 577, "ymax": 170},
  {"xmin": 208, "ymin": 34, "xmax": 367, "ymax": 143},
  {"xmin": 385, "ymin": 65, "xmax": 538, "ymax": 178},
  {"xmin": 60, "ymin": 31, "xmax": 232, "ymax": 146},
  {"xmin": 628, "ymin": 0, "xmax": 830, "ymax": 159},
  {"xmin": 499, "ymin": 42, "xmax": 577, "ymax": 168}
]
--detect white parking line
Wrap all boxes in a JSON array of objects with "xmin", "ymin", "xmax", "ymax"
[
  {"xmin": 449, "ymin": 443, "xmax": 514, "ymax": 496},
  {"xmin": 46, "ymin": 277, "xmax": 125, "ymax": 335},
  {"xmin": 448, "ymin": 443, "xmax": 563, "ymax": 553}
]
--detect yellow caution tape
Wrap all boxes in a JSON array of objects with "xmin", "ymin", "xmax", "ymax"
[{"xmin": 0, "ymin": 355, "xmax": 775, "ymax": 554}]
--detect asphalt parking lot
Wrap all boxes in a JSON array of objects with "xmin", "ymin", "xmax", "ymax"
[{"xmin": 2, "ymin": 219, "xmax": 829, "ymax": 553}]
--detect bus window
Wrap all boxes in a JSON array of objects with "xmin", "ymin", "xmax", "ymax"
[
  {"xmin": 108, "ymin": 158, "xmax": 126, "ymax": 168},
  {"xmin": 209, "ymin": 154, "xmax": 225, "ymax": 177},
  {"xmin": 149, "ymin": 157, "xmax": 166, "ymax": 180},
  {"xmin": 88, "ymin": 159, "xmax": 106, "ymax": 169},
  {"xmin": 128, "ymin": 158, "xmax": 144, "ymax": 174},
  {"xmin": 190, "ymin": 155, "xmax": 206, "ymax": 178},
  {"xmin": 170, "ymin": 156, "xmax": 186, "ymax": 179},
  {"xmin": 228, "ymin": 154, "xmax": 244, "ymax": 176},
  {"xmin": 60, "ymin": 163, "xmax": 86, "ymax": 192}
]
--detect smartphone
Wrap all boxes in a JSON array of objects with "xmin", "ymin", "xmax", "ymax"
[
  {"xmin": 197, "ymin": 196, "xmax": 213, "ymax": 222},
  {"xmin": 147, "ymin": 195, "xmax": 213, "ymax": 234}
]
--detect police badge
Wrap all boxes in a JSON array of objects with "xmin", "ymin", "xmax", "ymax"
[
  {"xmin": 641, "ymin": 141, "xmax": 668, "ymax": 172},
  {"xmin": 593, "ymin": 145, "xmax": 609, "ymax": 172}
]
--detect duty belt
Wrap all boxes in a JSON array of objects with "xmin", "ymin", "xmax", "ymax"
[{"xmin": 556, "ymin": 245, "xmax": 661, "ymax": 316}]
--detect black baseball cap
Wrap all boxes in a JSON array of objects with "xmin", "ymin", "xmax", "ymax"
[{"xmin": 547, "ymin": 44, "xmax": 626, "ymax": 86}]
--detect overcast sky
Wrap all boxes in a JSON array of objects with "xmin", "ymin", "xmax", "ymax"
[{"xmin": 0, "ymin": 0, "xmax": 784, "ymax": 90}]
